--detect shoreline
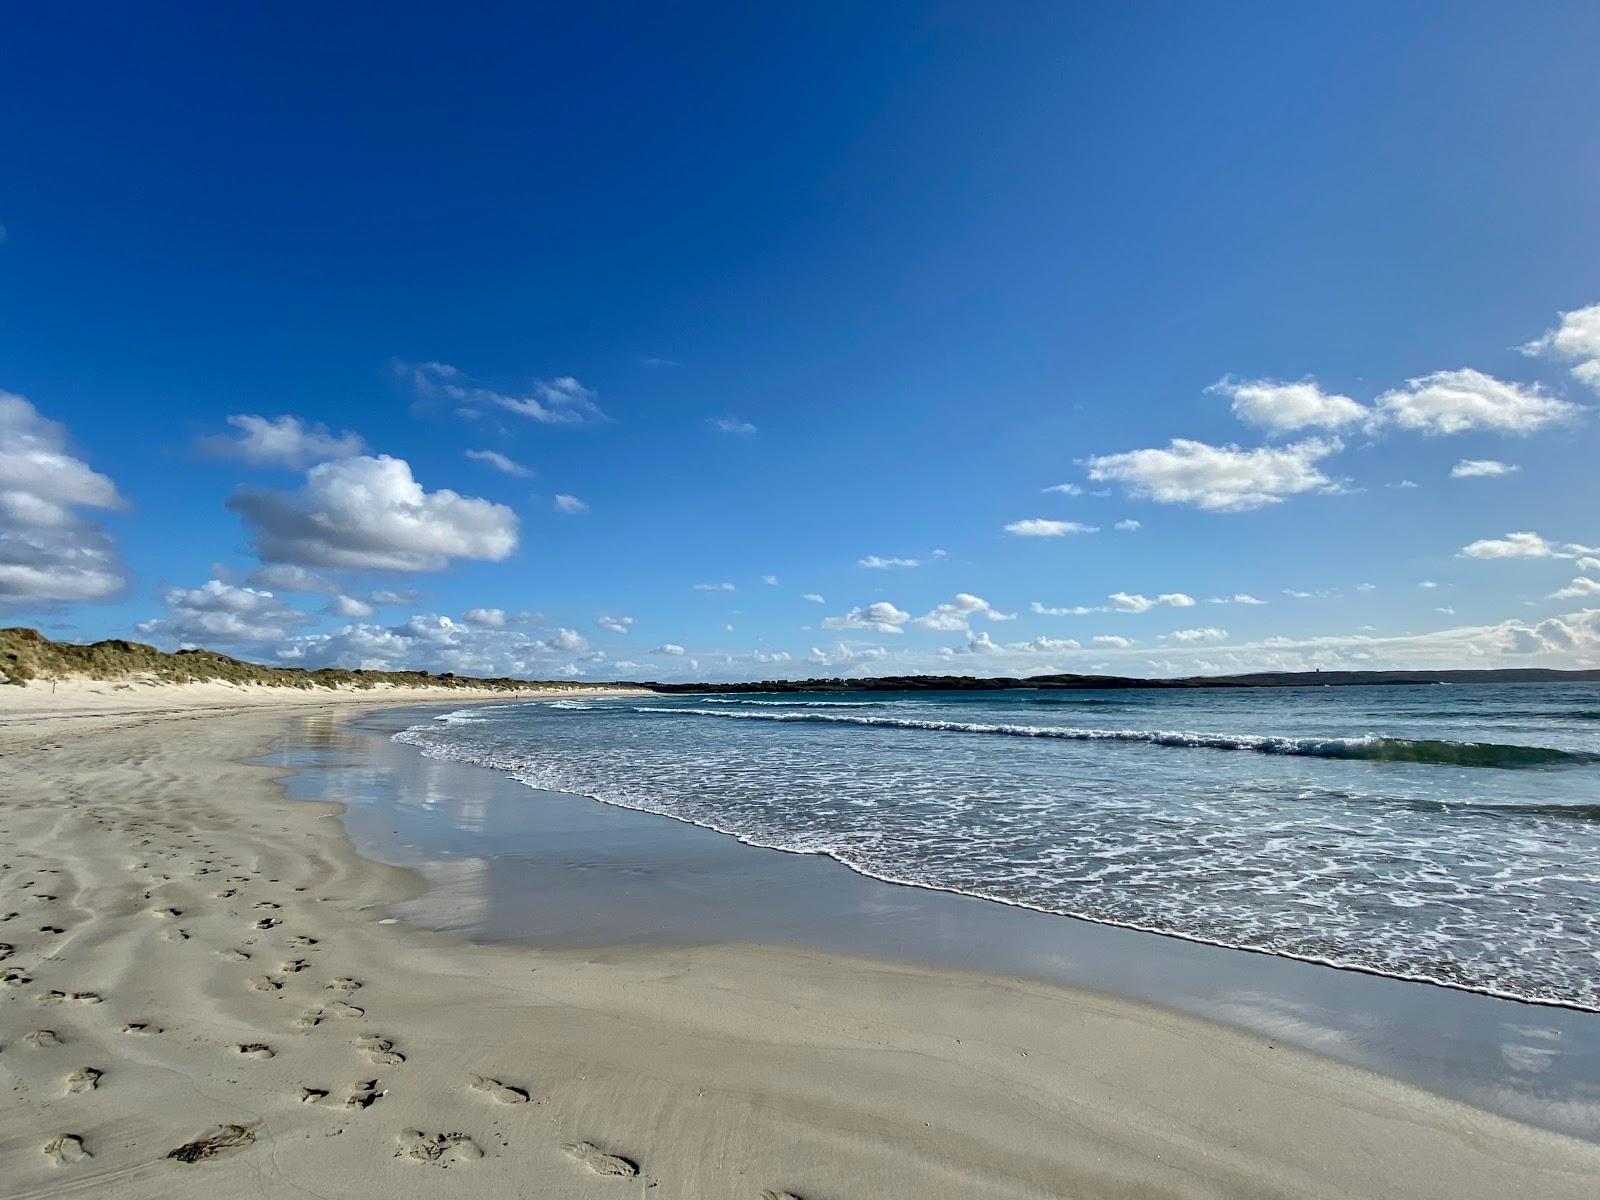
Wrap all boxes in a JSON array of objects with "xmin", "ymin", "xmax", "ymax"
[{"xmin": 3, "ymin": 694, "xmax": 1599, "ymax": 1197}]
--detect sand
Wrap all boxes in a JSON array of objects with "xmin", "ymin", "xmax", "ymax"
[{"xmin": 1, "ymin": 683, "xmax": 1598, "ymax": 1199}]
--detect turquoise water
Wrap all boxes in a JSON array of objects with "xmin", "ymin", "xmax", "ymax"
[{"xmin": 395, "ymin": 683, "xmax": 1600, "ymax": 1010}]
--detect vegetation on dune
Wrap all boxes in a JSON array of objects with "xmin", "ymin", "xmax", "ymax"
[{"xmin": 0, "ymin": 627, "xmax": 615, "ymax": 692}]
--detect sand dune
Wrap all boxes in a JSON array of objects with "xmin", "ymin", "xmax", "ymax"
[{"xmin": 1, "ymin": 686, "xmax": 1598, "ymax": 1198}]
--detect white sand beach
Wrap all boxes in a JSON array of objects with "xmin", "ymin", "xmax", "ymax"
[{"xmin": 2, "ymin": 684, "xmax": 1598, "ymax": 1199}]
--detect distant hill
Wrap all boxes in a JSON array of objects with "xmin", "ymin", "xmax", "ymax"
[
  {"xmin": 0, "ymin": 627, "xmax": 621, "ymax": 693},
  {"xmin": 640, "ymin": 667, "xmax": 1600, "ymax": 693}
]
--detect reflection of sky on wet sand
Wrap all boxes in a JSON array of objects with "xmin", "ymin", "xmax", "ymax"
[{"xmin": 263, "ymin": 705, "xmax": 1600, "ymax": 1145}]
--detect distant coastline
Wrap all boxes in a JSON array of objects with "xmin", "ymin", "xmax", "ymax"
[{"xmin": 8, "ymin": 626, "xmax": 1600, "ymax": 694}]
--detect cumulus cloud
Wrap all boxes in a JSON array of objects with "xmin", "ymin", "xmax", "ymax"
[
  {"xmin": 1209, "ymin": 377, "xmax": 1370, "ymax": 432},
  {"xmin": 1458, "ymin": 531, "xmax": 1594, "ymax": 560},
  {"xmin": 1085, "ymin": 437, "xmax": 1340, "ymax": 512},
  {"xmin": 0, "ymin": 392, "xmax": 127, "ymax": 604},
  {"xmin": 1114, "ymin": 519, "xmax": 1141, "ymax": 532},
  {"xmin": 711, "ymin": 416, "xmax": 757, "ymax": 435},
  {"xmin": 1523, "ymin": 301, "xmax": 1600, "ymax": 393},
  {"xmin": 1451, "ymin": 459, "xmax": 1519, "ymax": 478},
  {"xmin": 822, "ymin": 601, "xmax": 912, "ymax": 634},
  {"xmin": 553, "ymin": 494, "xmax": 588, "ymax": 514},
  {"xmin": 598, "ymin": 615, "xmax": 635, "ymax": 634},
  {"xmin": 1092, "ymin": 635, "xmax": 1133, "ymax": 649},
  {"xmin": 1375, "ymin": 369, "xmax": 1578, "ymax": 435},
  {"xmin": 761, "ymin": 574, "xmax": 779, "ymax": 586},
  {"xmin": 652, "ymin": 643, "xmax": 686, "ymax": 656},
  {"xmin": 546, "ymin": 628, "xmax": 587, "ymax": 653},
  {"xmin": 801, "ymin": 593, "xmax": 825, "ymax": 603},
  {"xmin": 228, "ymin": 455, "xmax": 518, "ymax": 571},
  {"xmin": 137, "ymin": 580, "xmax": 317, "ymax": 646},
  {"xmin": 1167, "ymin": 627, "xmax": 1228, "ymax": 642},
  {"xmin": 198, "ymin": 414, "xmax": 366, "ymax": 469},
  {"xmin": 1004, "ymin": 519, "xmax": 1098, "ymax": 537},
  {"xmin": 465, "ymin": 448, "xmax": 533, "ymax": 477},
  {"xmin": 1209, "ymin": 593, "xmax": 1267, "ymax": 605},
  {"xmin": 462, "ymin": 607, "xmax": 508, "ymax": 627},
  {"xmin": 1031, "ymin": 601, "xmax": 1098, "ymax": 616},
  {"xmin": 911, "ymin": 593, "xmax": 1015, "ymax": 632},
  {"xmin": 400, "ymin": 361, "xmax": 607, "ymax": 426},
  {"xmin": 244, "ymin": 565, "xmax": 339, "ymax": 594},
  {"xmin": 1108, "ymin": 592, "xmax": 1195, "ymax": 613},
  {"xmin": 326, "ymin": 594, "xmax": 375, "ymax": 619},
  {"xmin": 1549, "ymin": 577, "xmax": 1600, "ymax": 600}
]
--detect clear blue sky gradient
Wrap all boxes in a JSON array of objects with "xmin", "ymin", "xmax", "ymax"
[{"xmin": 4, "ymin": 3, "xmax": 1599, "ymax": 679}]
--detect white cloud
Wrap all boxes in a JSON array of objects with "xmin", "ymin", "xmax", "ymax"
[
  {"xmin": 465, "ymin": 448, "xmax": 533, "ymax": 477},
  {"xmin": 463, "ymin": 607, "xmax": 508, "ymax": 627},
  {"xmin": 370, "ymin": 589, "xmax": 419, "ymax": 608},
  {"xmin": 762, "ymin": 574, "xmax": 779, "ymax": 586},
  {"xmin": 801, "ymin": 593, "xmax": 825, "ymax": 603},
  {"xmin": 553, "ymin": 494, "xmax": 588, "ymax": 514},
  {"xmin": 1210, "ymin": 377, "xmax": 1370, "ymax": 432},
  {"xmin": 1386, "ymin": 480, "xmax": 1421, "ymax": 490},
  {"xmin": 1004, "ymin": 519, "xmax": 1098, "ymax": 537},
  {"xmin": 1435, "ymin": 606, "xmax": 1455, "ymax": 616},
  {"xmin": 1108, "ymin": 592, "xmax": 1195, "ymax": 613},
  {"xmin": 1092, "ymin": 635, "xmax": 1133, "ymax": 649},
  {"xmin": 1113, "ymin": 519, "xmax": 1141, "ymax": 532},
  {"xmin": 1085, "ymin": 438, "xmax": 1340, "ymax": 512},
  {"xmin": 1042, "ymin": 483, "xmax": 1083, "ymax": 496},
  {"xmin": 327, "ymin": 594, "xmax": 375, "ymax": 619},
  {"xmin": 911, "ymin": 593, "xmax": 1015, "ymax": 632},
  {"xmin": 546, "ymin": 628, "xmax": 587, "ymax": 653},
  {"xmin": 1457, "ymin": 531, "xmax": 1596, "ymax": 560},
  {"xmin": 1418, "ymin": 581, "xmax": 1438, "ymax": 588},
  {"xmin": 1523, "ymin": 301, "xmax": 1600, "ymax": 393},
  {"xmin": 400, "ymin": 361, "xmax": 607, "ymax": 426},
  {"xmin": 693, "ymin": 581, "xmax": 735, "ymax": 592},
  {"xmin": 229, "ymin": 455, "xmax": 518, "ymax": 571},
  {"xmin": 137, "ymin": 579, "xmax": 316, "ymax": 646},
  {"xmin": 1031, "ymin": 601, "xmax": 1098, "ymax": 616},
  {"xmin": 244, "ymin": 565, "xmax": 339, "ymax": 594},
  {"xmin": 1026, "ymin": 636, "xmax": 1081, "ymax": 651},
  {"xmin": 0, "ymin": 392, "xmax": 127, "ymax": 604},
  {"xmin": 1209, "ymin": 593, "xmax": 1267, "ymax": 606},
  {"xmin": 858, "ymin": 550, "xmax": 946, "ymax": 569},
  {"xmin": 1451, "ymin": 459, "xmax": 1519, "ymax": 478},
  {"xmin": 1167, "ymin": 627, "xmax": 1228, "ymax": 643},
  {"xmin": 1581, "ymin": 558, "xmax": 1600, "ymax": 573},
  {"xmin": 652, "ymin": 643, "xmax": 686, "ymax": 656},
  {"xmin": 198, "ymin": 414, "xmax": 365, "ymax": 469},
  {"xmin": 751, "ymin": 650, "xmax": 791, "ymax": 664},
  {"xmin": 822, "ymin": 601, "xmax": 912, "ymax": 634},
  {"xmin": 598, "ymin": 615, "xmax": 635, "ymax": 634},
  {"xmin": 711, "ymin": 416, "xmax": 757, "ymax": 435},
  {"xmin": 1375, "ymin": 369, "xmax": 1578, "ymax": 435},
  {"xmin": 1549, "ymin": 577, "xmax": 1600, "ymax": 600}
]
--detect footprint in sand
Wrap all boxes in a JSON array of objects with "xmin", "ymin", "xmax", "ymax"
[
  {"xmin": 65, "ymin": 1068, "xmax": 102, "ymax": 1094},
  {"xmin": 167, "ymin": 1124, "xmax": 256, "ymax": 1163},
  {"xmin": 354, "ymin": 1034, "xmax": 405, "ymax": 1066},
  {"xmin": 44, "ymin": 1134, "xmax": 91, "ymax": 1166},
  {"xmin": 122, "ymin": 1022, "xmax": 162, "ymax": 1035},
  {"xmin": 163, "ymin": 928, "xmax": 190, "ymax": 942},
  {"xmin": 152, "ymin": 908, "xmax": 183, "ymax": 919},
  {"xmin": 344, "ymin": 1080, "xmax": 383, "ymax": 1110},
  {"xmin": 294, "ymin": 1008, "xmax": 323, "ymax": 1029},
  {"xmin": 2, "ymin": 967, "xmax": 31, "ymax": 987},
  {"xmin": 288, "ymin": 935, "xmax": 319, "ymax": 948},
  {"xmin": 253, "ymin": 902, "xmax": 280, "ymax": 911},
  {"xmin": 562, "ymin": 1142, "xmax": 639, "ymax": 1178},
  {"xmin": 761, "ymin": 1192, "xmax": 805, "ymax": 1200},
  {"xmin": 38, "ymin": 925, "xmax": 65, "ymax": 935},
  {"xmin": 396, "ymin": 1129, "xmax": 482, "ymax": 1165},
  {"xmin": 219, "ymin": 949, "xmax": 251, "ymax": 962},
  {"xmin": 26, "ymin": 1028, "xmax": 62, "ymax": 1048},
  {"xmin": 280, "ymin": 959, "xmax": 310, "ymax": 973},
  {"xmin": 214, "ymin": 889, "xmax": 238, "ymax": 899},
  {"xmin": 0, "ymin": 942, "xmax": 13, "ymax": 960},
  {"xmin": 326, "ymin": 977, "xmax": 361, "ymax": 992},
  {"xmin": 248, "ymin": 976, "xmax": 285, "ymax": 992},
  {"xmin": 298, "ymin": 1087, "xmax": 329, "ymax": 1104},
  {"xmin": 326, "ymin": 1000, "xmax": 364, "ymax": 1019},
  {"xmin": 237, "ymin": 1043, "xmax": 274, "ymax": 1059},
  {"xmin": 469, "ymin": 1075, "xmax": 530, "ymax": 1104},
  {"xmin": 40, "ymin": 991, "xmax": 102, "ymax": 1005}
]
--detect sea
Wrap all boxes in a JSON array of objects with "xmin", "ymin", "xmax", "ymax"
[{"xmin": 394, "ymin": 682, "xmax": 1600, "ymax": 1012}]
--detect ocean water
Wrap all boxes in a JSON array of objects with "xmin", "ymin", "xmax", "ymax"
[{"xmin": 395, "ymin": 683, "xmax": 1600, "ymax": 1011}]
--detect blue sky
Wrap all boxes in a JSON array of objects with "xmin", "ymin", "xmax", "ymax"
[{"xmin": 4, "ymin": 3, "xmax": 1600, "ymax": 681}]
